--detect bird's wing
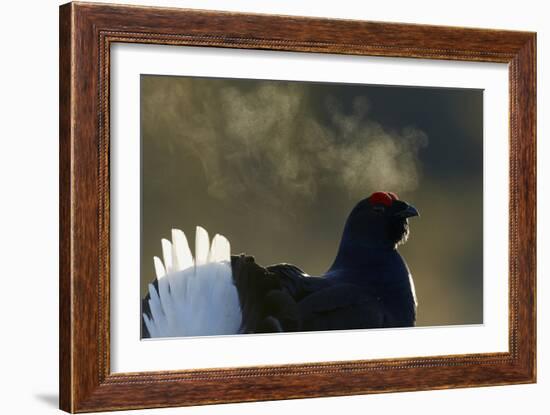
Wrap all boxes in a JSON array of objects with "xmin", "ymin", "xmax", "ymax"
[
  {"xmin": 265, "ymin": 263, "xmax": 320, "ymax": 300},
  {"xmin": 230, "ymin": 255, "xmax": 282, "ymax": 333},
  {"xmin": 297, "ymin": 284, "xmax": 385, "ymax": 331},
  {"xmin": 232, "ymin": 260, "xmax": 341, "ymax": 333},
  {"xmin": 267, "ymin": 263, "xmax": 309, "ymax": 278}
]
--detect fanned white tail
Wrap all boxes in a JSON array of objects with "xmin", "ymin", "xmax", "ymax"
[{"xmin": 143, "ymin": 226, "xmax": 242, "ymax": 338}]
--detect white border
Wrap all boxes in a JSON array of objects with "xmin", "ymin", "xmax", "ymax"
[{"xmin": 110, "ymin": 43, "xmax": 509, "ymax": 373}]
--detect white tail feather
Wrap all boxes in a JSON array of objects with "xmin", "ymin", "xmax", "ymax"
[
  {"xmin": 161, "ymin": 239, "xmax": 173, "ymax": 274},
  {"xmin": 171, "ymin": 228, "xmax": 193, "ymax": 271},
  {"xmin": 153, "ymin": 256, "xmax": 166, "ymax": 279},
  {"xmin": 209, "ymin": 234, "xmax": 231, "ymax": 262},
  {"xmin": 194, "ymin": 226, "xmax": 210, "ymax": 266},
  {"xmin": 143, "ymin": 226, "xmax": 241, "ymax": 338}
]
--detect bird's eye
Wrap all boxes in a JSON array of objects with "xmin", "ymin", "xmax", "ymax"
[{"xmin": 372, "ymin": 205, "xmax": 385, "ymax": 214}]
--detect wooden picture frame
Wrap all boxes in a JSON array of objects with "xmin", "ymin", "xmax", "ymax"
[{"xmin": 59, "ymin": 2, "xmax": 536, "ymax": 412}]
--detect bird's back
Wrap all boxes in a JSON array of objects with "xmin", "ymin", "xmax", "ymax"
[
  {"xmin": 241, "ymin": 257, "xmax": 400, "ymax": 332},
  {"xmin": 257, "ymin": 248, "xmax": 416, "ymax": 331}
]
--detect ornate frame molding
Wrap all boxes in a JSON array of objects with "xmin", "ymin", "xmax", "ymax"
[{"xmin": 60, "ymin": 2, "xmax": 536, "ymax": 412}]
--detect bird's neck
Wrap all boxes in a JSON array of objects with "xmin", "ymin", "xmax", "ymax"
[{"xmin": 327, "ymin": 236, "xmax": 396, "ymax": 274}]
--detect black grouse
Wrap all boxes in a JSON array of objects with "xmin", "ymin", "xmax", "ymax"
[{"xmin": 142, "ymin": 191, "xmax": 419, "ymax": 338}]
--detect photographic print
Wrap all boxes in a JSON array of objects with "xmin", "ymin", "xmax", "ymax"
[
  {"xmin": 140, "ymin": 75, "xmax": 483, "ymax": 339},
  {"xmin": 60, "ymin": 4, "xmax": 536, "ymax": 410}
]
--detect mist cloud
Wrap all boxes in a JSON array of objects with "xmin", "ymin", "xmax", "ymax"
[{"xmin": 142, "ymin": 77, "xmax": 428, "ymax": 212}]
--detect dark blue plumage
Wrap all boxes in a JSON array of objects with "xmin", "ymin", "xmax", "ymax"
[{"xmin": 233, "ymin": 191, "xmax": 419, "ymax": 333}]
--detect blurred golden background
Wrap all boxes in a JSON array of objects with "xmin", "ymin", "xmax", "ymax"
[{"xmin": 140, "ymin": 75, "xmax": 483, "ymax": 326}]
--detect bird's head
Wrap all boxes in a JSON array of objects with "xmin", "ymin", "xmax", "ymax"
[{"xmin": 344, "ymin": 191, "xmax": 419, "ymax": 249}]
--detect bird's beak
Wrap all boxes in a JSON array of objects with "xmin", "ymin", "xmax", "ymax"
[{"xmin": 395, "ymin": 203, "xmax": 419, "ymax": 218}]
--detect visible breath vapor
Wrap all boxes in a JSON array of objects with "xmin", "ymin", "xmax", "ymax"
[{"xmin": 142, "ymin": 77, "xmax": 428, "ymax": 212}]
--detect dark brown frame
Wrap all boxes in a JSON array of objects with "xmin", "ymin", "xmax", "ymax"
[{"xmin": 59, "ymin": 2, "xmax": 536, "ymax": 412}]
